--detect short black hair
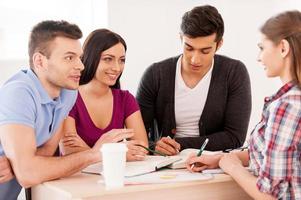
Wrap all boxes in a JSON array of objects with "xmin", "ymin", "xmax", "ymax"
[
  {"xmin": 28, "ymin": 20, "xmax": 82, "ymax": 68},
  {"xmin": 181, "ymin": 5, "xmax": 224, "ymax": 42},
  {"xmin": 80, "ymin": 29, "xmax": 127, "ymax": 89}
]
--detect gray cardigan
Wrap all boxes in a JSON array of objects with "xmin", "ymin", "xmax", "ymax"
[{"xmin": 136, "ymin": 54, "xmax": 252, "ymax": 151}]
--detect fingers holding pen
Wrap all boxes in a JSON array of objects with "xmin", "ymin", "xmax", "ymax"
[
  {"xmin": 155, "ymin": 143, "xmax": 175, "ymax": 155},
  {"xmin": 165, "ymin": 136, "xmax": 181, "ymax": 152},
  {"xmin": 186, "ymin": 153, "xmax": 223, "ymax": 172},
  {"xmin": 186, "ymin": 154, "xmax": 207, "ymax": 172},
  {"xmin": 155, "ymin": 137, "xmax": 180, "ymax": 156},
  {"xmin": 126, "ymin": 140, "xmax": 148, "ymax": 161},
  {"xmin": 130, "ymin": 140, "xmax": 148, "ymax": 154}
]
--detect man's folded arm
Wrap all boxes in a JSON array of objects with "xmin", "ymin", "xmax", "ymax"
[{"xmin": 0, "ymin": 124, "xmax": 98, "ymax": 188}]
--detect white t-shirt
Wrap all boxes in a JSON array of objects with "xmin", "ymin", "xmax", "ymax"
[{"xmin": 174, "ymin": 56, "xmax": 213, "ymax": 138}]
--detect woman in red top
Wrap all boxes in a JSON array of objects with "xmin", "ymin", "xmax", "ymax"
[{"xmin": 60, "ymin": 29, "xmax": 148, "ymax": 161}]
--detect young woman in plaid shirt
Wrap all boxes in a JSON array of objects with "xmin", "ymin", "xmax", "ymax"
[{"xmin": 186, "ymin": 10, "xmax": 301, "ymax": 200}]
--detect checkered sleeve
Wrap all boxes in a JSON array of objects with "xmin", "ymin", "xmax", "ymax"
[{"xmin": 256, "ymin": 100, "xmax": 301, "ymax": 199}]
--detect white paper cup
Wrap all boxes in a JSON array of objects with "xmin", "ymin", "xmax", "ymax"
[{"xmin": 100, "ymin": 143, "xmax": 128, "ymax": 189}]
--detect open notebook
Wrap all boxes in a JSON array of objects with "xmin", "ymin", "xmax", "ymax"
[
  {"xmin": 83, "ymin": 148, "xmax": 220, "ymax": 177},
  {"xmin": 82, "ymin": 156, "xmax": 181, "ymax": 177},
  {"xmin": 126, "ymin": 156, "xmax": 181, "ymax": 177}
]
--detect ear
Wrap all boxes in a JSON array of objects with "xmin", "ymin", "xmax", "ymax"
[
  {"xmin": 216, "ymin": 38, "xmax": 223, "ymax": 51},
  {"xmin": 279, "ymin": 39, "xmax": 290, "ymax": 58},
  {"xmin": 32, "ymin": 52, "xmax": 47, "ymax": 70}
]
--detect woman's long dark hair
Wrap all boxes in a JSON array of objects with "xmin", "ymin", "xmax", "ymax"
[{"xmin": 80, "ymin": 29, "xmax": 127, "ymax": 89}]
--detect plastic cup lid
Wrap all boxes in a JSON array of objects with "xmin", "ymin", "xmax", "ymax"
[{"xmin": 100, "ymin": 143, "xmax": 128, "ymax": 152}]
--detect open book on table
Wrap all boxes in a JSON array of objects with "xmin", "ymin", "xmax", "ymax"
[
  {"xmin": 82, "ymin": 148, "xmax": 220, "ymax": 177},
  {"xmin": 82, "ymin": 156, "xmax": 181, "ymax": 177}
]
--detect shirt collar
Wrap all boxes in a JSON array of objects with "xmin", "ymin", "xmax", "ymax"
[
  {"xmin": 27, "ymin": 69, "xmax": 61, "ymax": 105},
  {"xmin": 264, "ymin": 80, "xmax": 296, "ymax": 103}
]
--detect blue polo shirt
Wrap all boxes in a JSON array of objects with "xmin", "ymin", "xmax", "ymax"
[{"xmin": 0, "ymin": 69, "xmax": 77, "ymax": 200}]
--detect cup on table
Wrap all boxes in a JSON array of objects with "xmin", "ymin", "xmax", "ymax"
[{"xmin": 100, "ymin": 143, "xmax": 128, "ymax": 189}]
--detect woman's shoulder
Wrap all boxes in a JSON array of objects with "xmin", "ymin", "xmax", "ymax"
[
  {"xmin": 280, "ymin": 86, "xmax": 301, "ymax": 105},
  {"xmin": 270, "ymin": 86, "xmax": 301, "ymax": 113},
  {"xmin": 112, "ymin": 89, "xmax": 139, "ymax": 112}
]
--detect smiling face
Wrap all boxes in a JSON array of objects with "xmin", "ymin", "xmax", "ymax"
[
  {"xmin": 35, "ymin": 36, "xmax": 84, "ymax": 95},
  {"xmin": 257, "ymin": 34, "xmax": 285, "ymax": 78},
  {"xmin": 181, "ymin": 33, "xmax": 222, "ymax": 75},
  {"xmin": 94, "ymin": 42, "xmax": 126, "ymax": 87}
]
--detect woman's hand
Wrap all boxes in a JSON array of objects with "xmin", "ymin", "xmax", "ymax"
[
  {"xmin": 0, "ymin": 156, "xmax": 14, "ymax": 183},
  {"xmin": 186, "ymin": 153, "xmax": 223, "ymax": 172},
  {"xmin": 219, "ymin": 153, "xmax": 243, "ymax": 175},
  {"xmin": 125, "ymin": 140, "xmax": 148, "ymax": 161},
  {"xmin": 92, "ymin": 129, "xmax": 134, "ymax": 151},
  {"xmin": 155, "ymin": 137, "xmax": 181, "ymax": 156},
  {"xmin": 62, "ymin": 133, "xmax": 90, "ymax": 149}
]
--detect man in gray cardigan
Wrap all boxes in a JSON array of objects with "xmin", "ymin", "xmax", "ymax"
[{"xmin": 136, "ymin": 5, "xmax": 251, "ymax": 155}]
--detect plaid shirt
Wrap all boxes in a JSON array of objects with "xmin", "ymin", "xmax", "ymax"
[{"xmin": 249, "ymin": 82, "xmax": 301, "ymax": 200}]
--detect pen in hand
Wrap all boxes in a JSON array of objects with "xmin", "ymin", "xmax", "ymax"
[
  {"xmin": 167, "ymin": 136, "xmax": 180, "ymax": 153},
  {"xmin": 136, "ymin": 144, "xmax": 167, "ymax": 157},
  {"xmin": 190, "ymin": 138, "xmax": 209, "ymax": 170}
]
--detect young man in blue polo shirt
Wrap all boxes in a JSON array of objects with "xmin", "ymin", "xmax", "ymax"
[{"xmin": 0, "ymin": 20, "xmax": 133, "ymax": 200}]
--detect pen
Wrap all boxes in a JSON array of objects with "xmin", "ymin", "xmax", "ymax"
[
  {"xmin": 190, "ymin": 138, "xmax": 209, "ymax": 170},
  {"xmin": 136, "ymin": 144, "xmax": 167, "ymax": 157},
  {"xmin": 222, "ymin": 146, "xmax": 248, "ymax": 153}
]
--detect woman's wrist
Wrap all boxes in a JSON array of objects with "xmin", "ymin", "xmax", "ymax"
[{"xmin": 227, "ymin": 162, "xmax": 245, "ymax": 176}]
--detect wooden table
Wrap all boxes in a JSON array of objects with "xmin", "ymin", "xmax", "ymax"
[{"xmin": 32, "ymin": 172, "xmax": 252, "ymax": 200}]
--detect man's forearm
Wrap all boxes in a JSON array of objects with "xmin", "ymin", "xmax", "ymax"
[
  {"xmin": 61, "ymin": 145, "xmax": 90, "ymax": 156},
  {"xmin": 14, "ymin": 149, "xmax": 99, "ymax": 187},
  {"xmin": 36, "ymin": 145, "xmax": 58, "ymax": 156},
  {"xmin": 36, "ymin": 124, "xmax": 65, "ymax": 156}
]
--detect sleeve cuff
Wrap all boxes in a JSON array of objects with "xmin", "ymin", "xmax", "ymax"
[{"xmin": 256, "ymin": 175, "xmax": 288, "ymax": 199}]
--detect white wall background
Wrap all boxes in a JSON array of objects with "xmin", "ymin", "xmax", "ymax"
[{"xmin": 0, "ymin": 0, "xmax": 300, "ymax": 139}]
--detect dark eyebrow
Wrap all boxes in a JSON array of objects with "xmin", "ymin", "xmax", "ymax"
[
  {"xmin": 102, "ymin": 54, "xmax": 126, "ymax": 58},
  {"xmin": 184, "ymin": 42, "xmax": 193, "ymax": 48},
  {"xmin": 200, "ymin": 47, "xmax": 213, "ymax": 51},
  {"xmin": 102, "ymin": 54, "xmax": 114, "ymax": 57},
  {"xmin": 64, "ymin": 52, "xmax": 77, "ymax": 56},
  {"xmin": 184, "ymin": 42, "xmax": 212, "ymax": 51}
]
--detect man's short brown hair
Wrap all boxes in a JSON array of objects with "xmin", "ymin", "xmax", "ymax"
[{"xmin": 28, "ymin": 20, "xmax": 82, "ymax": 68}]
